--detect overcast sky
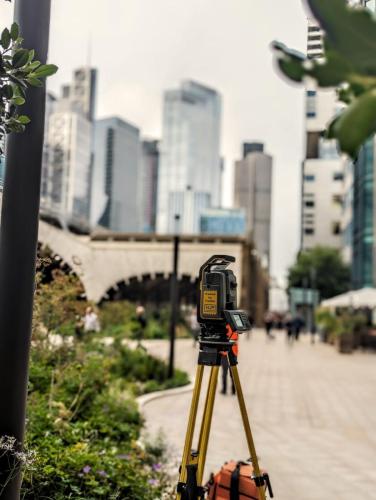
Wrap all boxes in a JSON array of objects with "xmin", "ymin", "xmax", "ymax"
[{"xmin": 0, "ymin": 0, "xmax": 309, "ymax": 282}]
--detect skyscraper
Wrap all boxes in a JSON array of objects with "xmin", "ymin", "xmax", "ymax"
[
  {"xmin": 234, "ymin": 142, "xmax": 273, "ymax": 268},
  {"xmin": 61, "ymin": 67, "xmax": 97, "ymax": 121},
  {"xmin": 140, "ymin": 140, "xmax": 159, "ymax": 233},
  {"xmin": 156, "ymin": 80, "xmax": 222, "ymax": 234},
  {"xmin": 91, "ymin": 117, "xmax": 141, "ymax": 233},
  {"xmin": 43, "ymin": 108, "xmax": 92, "ymax": 227},
  {"xmin": 41, "ymin": 67, "xmax": 97, "ymax": 229}
]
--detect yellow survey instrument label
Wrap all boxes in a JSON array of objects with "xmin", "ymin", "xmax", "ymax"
[{"xmin": 202, "ymin": 290, "xmax": 217, "ymax": 316}]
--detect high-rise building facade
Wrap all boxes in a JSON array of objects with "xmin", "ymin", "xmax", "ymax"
[
  {"xmin": 91, "ymin": 117, "xmax": 141, "ymax": 233},
  {"xmin": 61, "ymin": 67, "xmax": 97, "ymax": 121},
  {"xmin": 41, "ymin": 68, "xmax": 97, "ymax": 229},
  {"xmin": 156, "ymin": 80, "xmax": 222, "ymax": 234},
  {"xmin": 43, "ymin": 109, "xmax": 92, "ymax": 227},
  {"xmin": 350, "ymin": 1, "xmax": 376, "ymax": 287},
  {"xmin": 234, "ymin": 142, "xmax": 273, "ymax": 268},
  {"xmin": 352, "ymin": 138, "xmax": 376, "ymax": 288},
  {"xmin": 301, "ymin": 14, "xmax": 347, "ymax": 251},
  {"xmin": 140, "ymin": 140, "xmax": 159, "ymax": 233},
  {"xmin": 200, "ymin": 208, "xmax": 246, "ymax": 236}
]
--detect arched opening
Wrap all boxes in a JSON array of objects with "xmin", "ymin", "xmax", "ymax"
[
  {"xmin": 102, "ymin": 273, "xmax": 198, "ymax": 306},
  {"xmin": 37, "ymin": 242, "xmax": 86, "ymax": 299}
]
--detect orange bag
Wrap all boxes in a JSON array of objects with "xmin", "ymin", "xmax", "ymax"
[{"xmin": 207, "ymin": 460, "xmax": 271, "ymax": 500}]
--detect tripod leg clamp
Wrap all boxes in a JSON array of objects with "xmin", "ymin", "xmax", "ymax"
[
  {"xmin": 252, "ymin": 473, "xmax": 274, "ymax": 498},
  {"xmin": 177, "ymin": 462, "xmax": 206, "ymax": 499},
  {"xmin": 177, "ymin": 482, "xmax": 206, "ymax": 499}
]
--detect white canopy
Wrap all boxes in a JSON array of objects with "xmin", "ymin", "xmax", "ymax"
[{"xmin": 321, "ymin": 287, "xmax": 376, "ymax": 309}]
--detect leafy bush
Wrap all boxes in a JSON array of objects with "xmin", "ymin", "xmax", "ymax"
[
  {"xmin": 99, "ymin": 300, "xmax": 191, "ymax": 340},
  {"xmin": 12, "ymin": 264, "xmax": 190, "ymax": 498}
]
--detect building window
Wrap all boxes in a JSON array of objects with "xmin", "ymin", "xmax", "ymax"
[
  {"xmin": 308, "ymin": 35, "xmax": 321, "ymax": 42},
  {"xmin": 304, "ymin": 200, "xmax": 315, "ymax": 208},
  {"xmin": 308, "ymin": 44, "xmax": 323, "ymax": 51},
  {"xmin": 332, "ymin": 222, "xmax": 341, "ymax": 235},
  {"xmin": 306, "ymin": 90, "xmax": 317, "ymax": 118},
  {"xmin": 308, "ymin": 26, "xmax": 320, "ymax": 33},
  {"xmin": 333, "ymin": 172, "xmax": 344, "ymax": 181},
  {"xmin": 304, "ymin": 174, "xmax": 315, "ymax": 182},
  {"xmin": 304, "ymin": 227, "xmax": 315, "ymax": 235},
  {"xmin": 332, "ymin": 194, "xmax": 343, "ymax": 206},
  {"xmin": 305, "ymin": 131, "xmax": 319, "ymax": 159}
]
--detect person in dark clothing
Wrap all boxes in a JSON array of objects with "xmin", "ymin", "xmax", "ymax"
[
  {"xmin": 292, "ymin": 315, "xmax": 305, "ymax": 341},
  {"xmin": 264, "ymin": 311, "xmax": 275, "ymax": 339},
  {"xmin": 285, "ymin": 313, "xmax": 293, "ymax": 344},
  {"xmin": 135, "ymin": 304, "xmax": 147, "ymax": 348},
  {"xmin": 221, "ymin": 355, "xmax": 235, "ymax": 395}
]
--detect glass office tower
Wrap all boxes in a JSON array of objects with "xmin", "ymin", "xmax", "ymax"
[
  {"xmin": 351, "ymin": 1, "xmax": 376, "ymax": 287},
  {"xmin": 156, "ymin": 80, "xmax": 222, "ymax": 234}
]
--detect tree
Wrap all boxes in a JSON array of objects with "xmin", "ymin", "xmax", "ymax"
[
  {"xmin": 273, "ymin": 0, "xmax": 376, "ymax": 158},
  {"xmin": 288, "ymin": 246, "xmax": 351, "ymax": 300}
]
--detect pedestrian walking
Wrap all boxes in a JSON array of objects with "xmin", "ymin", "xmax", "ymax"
[
  {"xmin": 292, "ymin": 314, "xmax": 304, "ymax": 341},
  {"xmin": 220, "ymin": 355, "xmax": 235, "ymax": 395},
  {"xmin": 263, "ymin": 311, "xmax": 275, "ymax": 339},
  {"xmin": 246, "ymin": 312, "xmax": 254, "ymax": 340},
  {"xmin": 83, "ymin": 306, "xmax": 100, "ymax": 333},
  {"xmin": 135, "ymin": 304, "xmax": 147, "ymax": 348},
  {"xmin": 285, "ymin": 313, "xmax": 293, "ymax": 344}
]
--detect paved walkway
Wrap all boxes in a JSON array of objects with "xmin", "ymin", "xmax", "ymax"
[{"xmin": 142, "ymin": 330, "xmax": 376, "ymax": 500}]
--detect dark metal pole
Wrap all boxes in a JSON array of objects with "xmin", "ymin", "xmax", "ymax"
[
  {"xmin": 0, "ymin": 1, "xmax": 51, "ymax": 498},
  {"xmin": 168, "ymin": 215, "xmax": 180, "ymax": 378}
]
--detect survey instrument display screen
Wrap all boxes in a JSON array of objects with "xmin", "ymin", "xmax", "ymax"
[{"xmin": 233, "ymin": 314, "xmax": 244, "ymax": 328}]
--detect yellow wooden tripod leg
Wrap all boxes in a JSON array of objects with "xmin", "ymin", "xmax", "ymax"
[
  {"xmin": 176, "ymin": 364, "xmax": 204, "ymax": 500},
  {"xmin": 230, "ymin": 364, "xmax": 267, "ymax": 500},
  {"xmin": 197, "ymin": 364, "xmax": 215, "ymax": 453},
  {"xmin": 196, "ymin": 365, "xmax": 219, "ymax": 485}
]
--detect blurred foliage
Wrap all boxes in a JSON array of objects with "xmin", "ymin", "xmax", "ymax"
[
  {"xmin": 315, "ymin": 307, "xmax": 367, "ymax": 344},
  {"xmin": 0, "ymin": 22, "xmax": 57, "ymax": 153},
  {"xmin": 99, "ymin": 300, "xmax": 191, "ymax": 340},
  {"xmin": 288, "ymin": 246, "xmax": 351, "ymax": 300},
  {"xmin": 273, "ymin": 0, "xmax": 376, "ymax": 157},
  {"xmin": 11, "ymin": 255, "xmax": 190, "ymax": 498}
]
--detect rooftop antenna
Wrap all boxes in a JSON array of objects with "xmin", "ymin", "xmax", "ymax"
[{"xmin": 86, "ymin": 30, "xmax": 92, "ymax": 67}]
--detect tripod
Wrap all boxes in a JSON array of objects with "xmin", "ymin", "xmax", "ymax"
[{"xmin": 176, "ymin": 333, "xmax": 271, "ymax": 500}]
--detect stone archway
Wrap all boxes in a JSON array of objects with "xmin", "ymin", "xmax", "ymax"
[{"xmin": 102, "ymin": 273, "xmax": 198, "ymax": 306}]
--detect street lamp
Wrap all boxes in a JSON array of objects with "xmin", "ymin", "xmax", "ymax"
[
  {"xmin": 0, "ymin": 1, "xmax": 51, "ymax": 498},
  {"xmin": 168, "ymin": 214, "xmax": 180, "ymax": 378}
]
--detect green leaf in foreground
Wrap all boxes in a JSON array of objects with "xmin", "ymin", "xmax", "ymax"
[
  {"xmin": 327, "ymin": 88, "xmax": 376, "ymax": 157},
  {"xmin": 12, "ymin": 96, "xmax": 25, "ymax": 106},
  {"xmin": 1, "ymin": 27, "xmax": 11, "ymax": 49},
  {"xmin": 26, "ymin": 76, "xmax": 43, "ymax": 87},
  {"xmin": 12, "ymin": 48, "xmax": 30, "ymax": 68},
  {"xmin": 272, "ymin": 42, "xmax": 306, "ymax": 83},
  {"xmin": 32, "ymin": 64, "xmax": 58, "ymax": 78},
  {"xmin": 307, "ymin": 0, "xmax": 376, "ymax": 75},
  {"xmin": 10, "ymin": 22, "xmax": 19, "ymax": 41},
  {"xmin": 17, "ymin": 115, "xmax": 31, "ymax": 124},
  {"xmin": 2, "ymin": 84, "xmax": 13, "ymax": 99}
]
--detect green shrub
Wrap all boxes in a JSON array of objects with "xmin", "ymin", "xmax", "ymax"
[{"xmin": 14, "ymin": 262, "xmax": 190, "ymax": 498}]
